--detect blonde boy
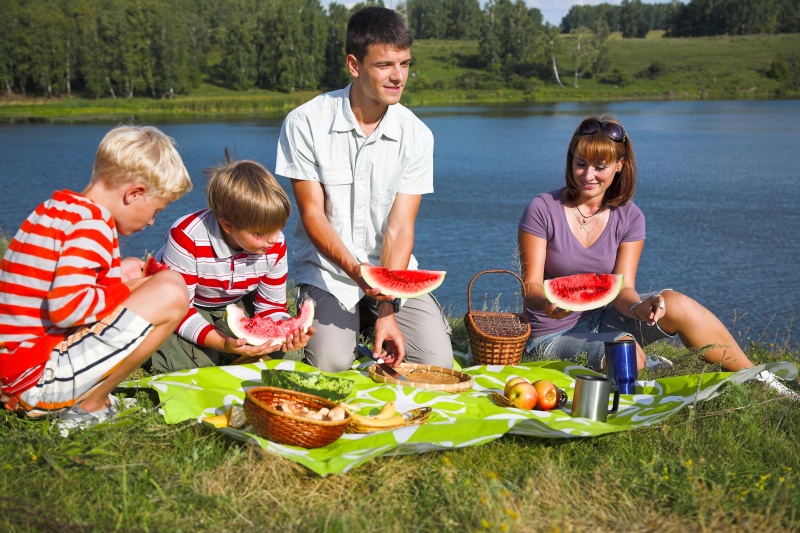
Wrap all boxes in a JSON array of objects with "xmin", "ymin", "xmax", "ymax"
[
  {"xmin": 145, "ymin": 151, "xmax": 312, "ymax": 373},
  {"xmin": 0, "ymin": 125, "xmax": 192, "ymax": 428}
]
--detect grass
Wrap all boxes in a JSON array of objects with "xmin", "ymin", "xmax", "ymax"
[
  {"xmin": 2, "ymin": 312, "xmax": 799, "ymax": 531},
  {"xmin": 2, "ymin": 33, "xmax": 798, "ymax": 121}
]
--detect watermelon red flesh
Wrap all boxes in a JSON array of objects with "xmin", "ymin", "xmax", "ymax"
[
  {"xmin": 143, "ymin": 254, "xmax": 170, "ymax": 277},
  {"xmin": 226, "ymin": 299, "xmax": 315, "ymax": 346},
  {"xmin": 360, "ymin": 265, "xmax": 446, "ymax": 299},
  {"xmin": 544, "ymin": 273, "xmax": 623, "ymax": 312}
]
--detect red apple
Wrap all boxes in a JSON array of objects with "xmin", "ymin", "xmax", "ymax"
[
  {"xmin": 506, "ymin": 381, "xmax": 538, "ymax": 410},
  {"xmin": 504, "ymin": 377, "xmax": 529, "ymax": 398},
  {"xmin": 532, "ymin": 380, "xmax": 559, "ymax": 411}
]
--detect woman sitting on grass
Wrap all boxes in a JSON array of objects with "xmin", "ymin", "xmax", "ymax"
[{"xmin": 517, "ymin": 114, "xmax": 795, "ymax": 397}]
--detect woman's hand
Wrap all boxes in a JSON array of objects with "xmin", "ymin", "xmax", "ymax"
[
  {"xmin": 543, "ymin": 302, "xmax": 572, "ymax": 320},
  {"xmin": 633, "ymin": 294, "xmax": 667, "ymax": 326}
]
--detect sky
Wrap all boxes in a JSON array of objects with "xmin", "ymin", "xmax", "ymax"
[{"xmin": 324, "ymin": 1, "xmax": 638, "ymax": 26}]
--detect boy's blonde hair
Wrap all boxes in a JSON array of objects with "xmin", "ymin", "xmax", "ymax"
[
  {"xmin": 91, "ymin": 125, "xmax": 192, "ymax": 201},
  {"xmin": 206, "ymin": 149, "xmax": 290, "ymax": 233}
]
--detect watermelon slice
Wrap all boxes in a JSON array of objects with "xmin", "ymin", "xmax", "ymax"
[
  {"xmin": 226, "ymin": 299, "xmax": 315, "ymax": 346},
  {"xmin": 143, "ymin": 254, "xmax": 169, "ymax": 277},
  {"xmin": 544, "ymin": 273, "xmax": 623, "ymax": 312},
  {"xmin": 360, "ymin": 265, "xmax": 446, "ymax": 299}
]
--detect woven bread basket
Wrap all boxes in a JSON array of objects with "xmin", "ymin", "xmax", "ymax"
[
  {"xmin": 464, "ymin": 270, "xmax": 531, "ymax": 366},
  {"xmin": 243, "ymin": 387, "xmax": 351, "ymax": 449},
  {"xmin": 368, "ymin": 363, "xmax": 474, "ymax": 393}
]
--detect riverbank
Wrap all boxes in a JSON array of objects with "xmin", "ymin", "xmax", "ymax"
[{"xmin": 2, "ymin": 33, "xmax": 798, "ymax": 122}]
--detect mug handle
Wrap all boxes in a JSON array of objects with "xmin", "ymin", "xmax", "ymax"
[{"xmin": 609, "ymin": 385, "xmax": 620, "ymax": 415}]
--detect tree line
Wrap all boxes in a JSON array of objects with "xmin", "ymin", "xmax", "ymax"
[
  {"xmin": 1, "ymin": 0, "xmax": 798, "ymax": 99},
  {"xmin": 561, "ymin": 0, "xmax": 799, "ymax": 38}
]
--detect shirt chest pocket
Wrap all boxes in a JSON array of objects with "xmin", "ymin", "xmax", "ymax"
[{"xmin": 320, "ymin": 169, "xmax": 353, "ymax": 219}]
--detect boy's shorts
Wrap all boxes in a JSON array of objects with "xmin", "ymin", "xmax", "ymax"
[
  {"xmin": 522, "ymin": 290, "xmax": 675, "ymax": 371},
  {"xmin": 10, "ymin": 306, "xmax": 152, "ymax": 418}
]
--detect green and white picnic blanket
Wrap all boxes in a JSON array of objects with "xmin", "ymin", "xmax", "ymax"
[{"xmin": 119, "ymin": 359, "xmax": 797, "ymax": 476}]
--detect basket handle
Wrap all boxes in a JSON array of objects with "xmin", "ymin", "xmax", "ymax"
[{"xmin": 466, "ymin": 269, "xmax": 526, "ymax": 312}]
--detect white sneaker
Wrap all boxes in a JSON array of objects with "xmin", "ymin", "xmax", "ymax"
[
  {"xmin": 645, "ymin": 354, "xmax": 674, "ymax": 370},
  {"xmin": 55, "ymin": 395, "xmax": 134, "ymax": 431},
  {"xmin": 756, "ymin": 370, "xmax": 800, "ymax": 399}
]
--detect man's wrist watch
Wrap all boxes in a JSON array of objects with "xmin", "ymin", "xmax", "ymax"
[{"xmin": 381, "ymin": 298, "xmax": 401, "ymax": 313}]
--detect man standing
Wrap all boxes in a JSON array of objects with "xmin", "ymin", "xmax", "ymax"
[{"xmin": 275, "ymin": 7, "xmax": 452, "ymax": 372}]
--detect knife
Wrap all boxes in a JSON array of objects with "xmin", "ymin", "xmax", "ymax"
[
  {"xmin": 357, "ymin": 344, "xmax": 409, "ymax": 382},
  {"xmin": 374, "ymin": 359, "xmax": 409, "ymax": 382}
]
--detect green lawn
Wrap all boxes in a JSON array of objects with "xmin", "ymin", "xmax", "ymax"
[{"xmin": 2, "ymin": 316, "xmax": 799, "ymax": 531}]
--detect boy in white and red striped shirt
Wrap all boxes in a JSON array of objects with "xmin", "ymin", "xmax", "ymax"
[
  {"xmin": 0, "ymin": 125, "xmax": 192, "ymax": 428},
  {"xmin": 145, "ymin": 151, "xmax": 313, "ymax": 373}
]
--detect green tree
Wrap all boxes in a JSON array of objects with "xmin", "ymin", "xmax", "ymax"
[
  {"xmin": 443, "ymin": 0, "xmax": 481, "ymax": 39},
  {"xmin": 620, "ymin": 0, "xmax": 648, "ymax": 38},
  {"xmin": 478, "ymin": 0, "xmax": 504, "ymax": 71},
  {"xmin": 542, "ymin": 23, "xmax": 564, "ymax": 88},
  {"xmin": 570, "ymin": 26, "xmax": 599, "ymax": 88},
  {"xmin": 221, "ymin": 21, "xmax": 257, "ymax": 90},
  {"xmin": 0, "ymin": 0, "xmax": 23, "ymax": 95},
  {"xmin": 322, "ymin": 2, "xmax": 351, "ymax": 90},
  {"xmin": 407, "ymin": 0, "xmax": 447, "ymax": 39}
]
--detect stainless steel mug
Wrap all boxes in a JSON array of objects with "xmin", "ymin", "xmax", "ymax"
[
  {"xmin": 571, "ymin": 374, "xmax": 620, "ymax": 422},
  {"xmin": 605, "ymin": 339, "xmax": 638, "ymax": 394}
]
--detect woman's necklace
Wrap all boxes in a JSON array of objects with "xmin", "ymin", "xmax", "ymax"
[
  {"xmin": 573, "ymin": 207, "xmax": 600, "ymax": 243},
  {"xmin": 574, "ymin": 202, "xmax": 604, "ymax": 224}
]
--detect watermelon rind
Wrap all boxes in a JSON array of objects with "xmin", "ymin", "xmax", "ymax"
[
  {"xmin": 225, "ymin": 299, "xmax": 315, "ymax": 346},
  {"xmin": 260, "ymin": 370, "xmax": 354, "ymax": 401},
  {"xmin": 360, "ymin": 265, "xmax": 446, "ymax": 299},
  {"xmin": 544, "ymin": 273, "xmax": 624, "ymax": 312}
]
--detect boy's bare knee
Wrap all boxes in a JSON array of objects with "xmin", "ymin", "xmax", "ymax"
[{"xmin": 159, "ymin": 271, "xmax": 190, "ymax": 314}]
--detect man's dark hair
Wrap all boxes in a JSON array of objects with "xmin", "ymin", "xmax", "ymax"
[{"xmin": 346, "ymin": 7, "xmax": 412, "ymax": 62}]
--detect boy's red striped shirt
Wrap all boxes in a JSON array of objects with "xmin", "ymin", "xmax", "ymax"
[{"xmin": 0, "ymin": 190, "xmax": 130, "ymax": 395}]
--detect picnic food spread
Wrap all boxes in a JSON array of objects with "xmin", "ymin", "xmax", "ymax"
[
  {"xmin": 360, "ymin": 265, "xmax": 446, "ymax": 298},
  {"xmin": 226, "ymin": 299, "xmax": 315, "ymax": 346},
  {"xmin": 544, "ymin": 273, "xmax": 624, "ymax": 312}
]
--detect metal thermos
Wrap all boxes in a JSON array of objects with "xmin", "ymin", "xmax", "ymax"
[
  {"xmin": 571, "ymin": 374, "xmax": 620, "ymax": 422},
  {"xmin": 605, "ymin": 339, "xmax": 638, "ymax": 394}
]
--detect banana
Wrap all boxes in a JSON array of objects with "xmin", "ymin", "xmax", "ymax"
[
  {"xmin": 202, "ymin": 413, "xmax": 228, "ymax": 428},
  {"xmin": 349, "ymin": 412, "xmax": 405, "ymax": 429},
  {"xmin": 374, "ymin": 401, "xmax": 396, "ymax": 419}
]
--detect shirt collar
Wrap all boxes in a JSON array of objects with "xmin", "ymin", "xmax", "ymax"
[
  {"xmin": 332, "ymin": 83, "xmax": 399, "ymax": 141},
  {"xmin": 206, "ymin": 212, "xmax": 240, "ymax": 259}
]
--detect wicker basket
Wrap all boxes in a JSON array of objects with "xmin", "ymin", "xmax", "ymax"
[
  {"xmin": 464, "ymin": 270, "xmax": 531, "ymax": 366},
  {"xmin": 368, "ymin": 363, "xmax": 474, "ymax": 393},
  {"xmin": 243, "ymin": 387, "xmax": 351, "ymax": 449}
]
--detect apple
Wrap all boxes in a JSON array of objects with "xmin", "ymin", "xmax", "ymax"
[
  {"xmin": 506, "ymin": 380, "xmax": 538, "ymax": 410},
  {"xmin": 533, "ymin": 380, "xmax": 559, "ymax": 411},
  {"xmin": 504, "ymin": 377, "xmax": 529, "ymax": 398}
]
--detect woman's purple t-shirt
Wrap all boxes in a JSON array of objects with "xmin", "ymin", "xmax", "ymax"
[{"xmin": 518, "ymin": 188, "xmax": 646, "ymax": 337}]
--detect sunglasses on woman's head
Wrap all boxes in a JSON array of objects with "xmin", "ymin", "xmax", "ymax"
[{"xmin": 578, "ymin": 119, "xmax": 626, "ymax": 142}]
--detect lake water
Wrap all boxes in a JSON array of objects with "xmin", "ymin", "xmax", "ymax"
[{"xmin": 1, "ymin": 100, "xmax": 798, "ymax": 347}]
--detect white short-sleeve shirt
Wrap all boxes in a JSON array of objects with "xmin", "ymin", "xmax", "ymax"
[{"xmin": 275, "ymin": 84, "xmax": 434, "ymax": 309}]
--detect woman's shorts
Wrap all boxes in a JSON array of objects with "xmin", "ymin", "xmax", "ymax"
[
  {"xmin": 14, "ymin": 306, "xmax": 152, "ymax": 418},
  {"xmin": 522, "ymin": 290, "xmax": 675, "ymax": 371}
]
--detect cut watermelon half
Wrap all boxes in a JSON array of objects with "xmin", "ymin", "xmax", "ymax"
[
  {"xmin": 544, "ymin": 273, "xmax": 623, "ymax": 312},
  {"xmin": 226, "ymin": 299, "xmax": 315, "ymax": 346},
  {"xmin": 360, "ymin": 265, "xmax": 446, "ymax": 299}
]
